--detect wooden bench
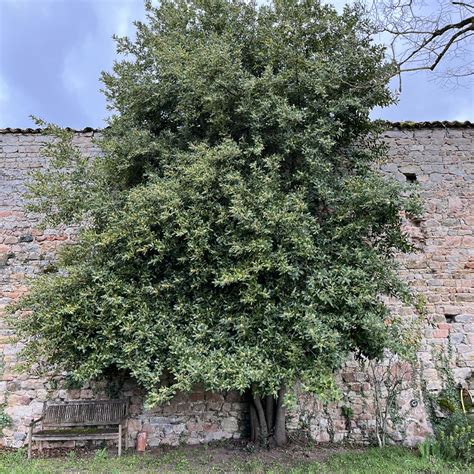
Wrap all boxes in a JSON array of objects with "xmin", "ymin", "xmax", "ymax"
[{"xmin": 27, "ymin": 400, "xmax": 128, "ymax": 458}]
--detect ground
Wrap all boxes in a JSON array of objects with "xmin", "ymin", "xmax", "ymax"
[{"xmin": 0, "ymin": 441, "xmax": 469, "ymax": 473}]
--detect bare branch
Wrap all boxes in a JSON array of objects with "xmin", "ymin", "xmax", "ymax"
[
  {"xmin": 399, "ymin": 16, "xmax": 474, "ymax": 66},
  {"xmin": 452, "ymin": 2, "xmax": 474, "ymax": 12},
  {"xmin": 371, "ymin": 0, "xmax": 474, "ymax": 81}
]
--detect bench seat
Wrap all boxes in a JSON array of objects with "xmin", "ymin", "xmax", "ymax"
[{"xmin": 32, "ymin": 428, "xmax": 120, "ymax": 441}]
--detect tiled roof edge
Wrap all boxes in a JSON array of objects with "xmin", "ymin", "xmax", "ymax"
[
  {"xmin": 1, "ymin": 121, "xmax": 473, "ymax": 134},
  {"xmin": 0, "ymin": 126, "xmax": 101, "ymax": 134},
  {"xmin": 380, "ymin": 120, "xmax": 473, "ymax": 129}
]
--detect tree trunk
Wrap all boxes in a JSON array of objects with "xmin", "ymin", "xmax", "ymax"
[
  {"xmin": 273, "ymin": 386, "xmax": 288, "ymax": 446},
  {"xmin": 253, "ymin": 393, "xmax": 268, "ymax": 441},
  {"xmin": 250, "ymin": 403, "xmax": 259, "ymax": 443},
  {"xmin": 249, "ymin": 385, "xmax": 288, "ymax": 448},
  {"xmin": 265, "ymin": 395, "xmax": 275, "ymax": 432}
]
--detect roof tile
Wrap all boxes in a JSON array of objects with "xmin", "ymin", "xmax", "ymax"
[{"xmin": 1, "ymin": 121, "xmax": 473, "ymax": 134}]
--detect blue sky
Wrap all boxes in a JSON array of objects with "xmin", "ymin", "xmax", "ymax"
[{"xmin": 0, "ymin": 0, "xmax": 472, "ymax": 129}]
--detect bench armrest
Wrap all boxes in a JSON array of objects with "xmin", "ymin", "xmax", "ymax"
[{"xmin": 29, "ymin": 416, "xmax": 43, "ymax": 427}]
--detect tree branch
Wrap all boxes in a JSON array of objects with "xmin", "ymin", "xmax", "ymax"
[
  {"xmin": 429, "ymin": 25, "xmax": 474, "ymax": 71},
  {"xmin": 373, "ymin": 0, "xmax": 474, "ymax": 79},
  {"xmin": 452, "ymin": 2, "xmax": 474, "ymax": 12},
  {"xmin": 399, "ymin": 16, "xmax": 474, "ymax": 67}
]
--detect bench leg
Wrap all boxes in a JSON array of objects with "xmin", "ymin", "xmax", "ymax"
[
  {"xmin": 118, "ymin": 424, "xmax": 122, "ymax": 457},
  {"xmin": 27, "ymin": 426, "xmax": 33, "ymax": 459},
  {"xmin": 124, "ymin": 425, "xmax": 129, "ymax": 451}
]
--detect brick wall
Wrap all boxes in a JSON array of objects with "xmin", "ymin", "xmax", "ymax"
[{"xmin": 0, "ymin": 125, "xmax": 472, "ymax": 448}]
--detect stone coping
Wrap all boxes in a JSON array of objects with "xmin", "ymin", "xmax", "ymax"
[{"xmin": 1, "ymin": 121, "xmax": 473, "ymax": 135}]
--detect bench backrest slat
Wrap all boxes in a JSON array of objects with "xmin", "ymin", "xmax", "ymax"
[{"xmin": 42, "ymin": 400, "xmax": 127, "ymax": 427}]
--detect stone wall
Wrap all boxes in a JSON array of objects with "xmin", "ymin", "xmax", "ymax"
[
  {"xmin": 0, "ymin": 124, "xmax": 472, "ymax": 449},
  {"xmin": 382, "ymin": 124, "xmax": 473, "ymax": 390}
]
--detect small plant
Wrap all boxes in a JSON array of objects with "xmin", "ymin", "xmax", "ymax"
[
  {"xmin": 359, "ymin": 314, "xmax": 423, "ymax": 447},
  {"xmin": 290, "ymin": 388, "xmax": 322, "ymax": 443},
  {"xmin": 418, "ymin": 439, "xmax": 431, "ymax": 459},
  {"xmin": 435, "ymin": 412, "xmax": 474, "ymax": 463},
  {"xmin": 421, "ymin": 340, "xmax": 474, "ymax": 463},
  {"xmin": 0, "ymin": 405, "xmax": 12, "ymax": 432},
  {"xmin": 93, "ymin": 447, "xmax": 108, "ymax": 461},
  {"xmin": 47, "ymin": 378, "xmax": 59, "ymax": 390},
  {"xmin": 418, "ymin": 438, "xmax": 442, "ymax": 460},
  {"xmin": 341, "ymin": 405, "xmax": 354, "ymax": 433},
  {"xmin": 322, "ymin": 403, "xmax": 336, "ymax": 443}
]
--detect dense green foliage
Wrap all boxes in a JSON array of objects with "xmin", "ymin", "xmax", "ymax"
[{"xmin": 15, "ymin": 0, "xmax": 418, "ymax": 421}]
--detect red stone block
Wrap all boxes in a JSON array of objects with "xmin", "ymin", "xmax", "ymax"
[
  {"xmin": 46, "ymin": 235, "xmax": 68, "ymax": 241},
  {"xmin": 433, "ymin": 329, "xmax": 450, "ymax": 339},
  {"xmin": 437, "ymin": 322, "xmax": 451, "ymax": 331}
]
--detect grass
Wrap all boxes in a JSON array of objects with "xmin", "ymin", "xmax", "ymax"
[{"xmin": 0, "ymin": 445, "xmax": 469, "ymax": 473}]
